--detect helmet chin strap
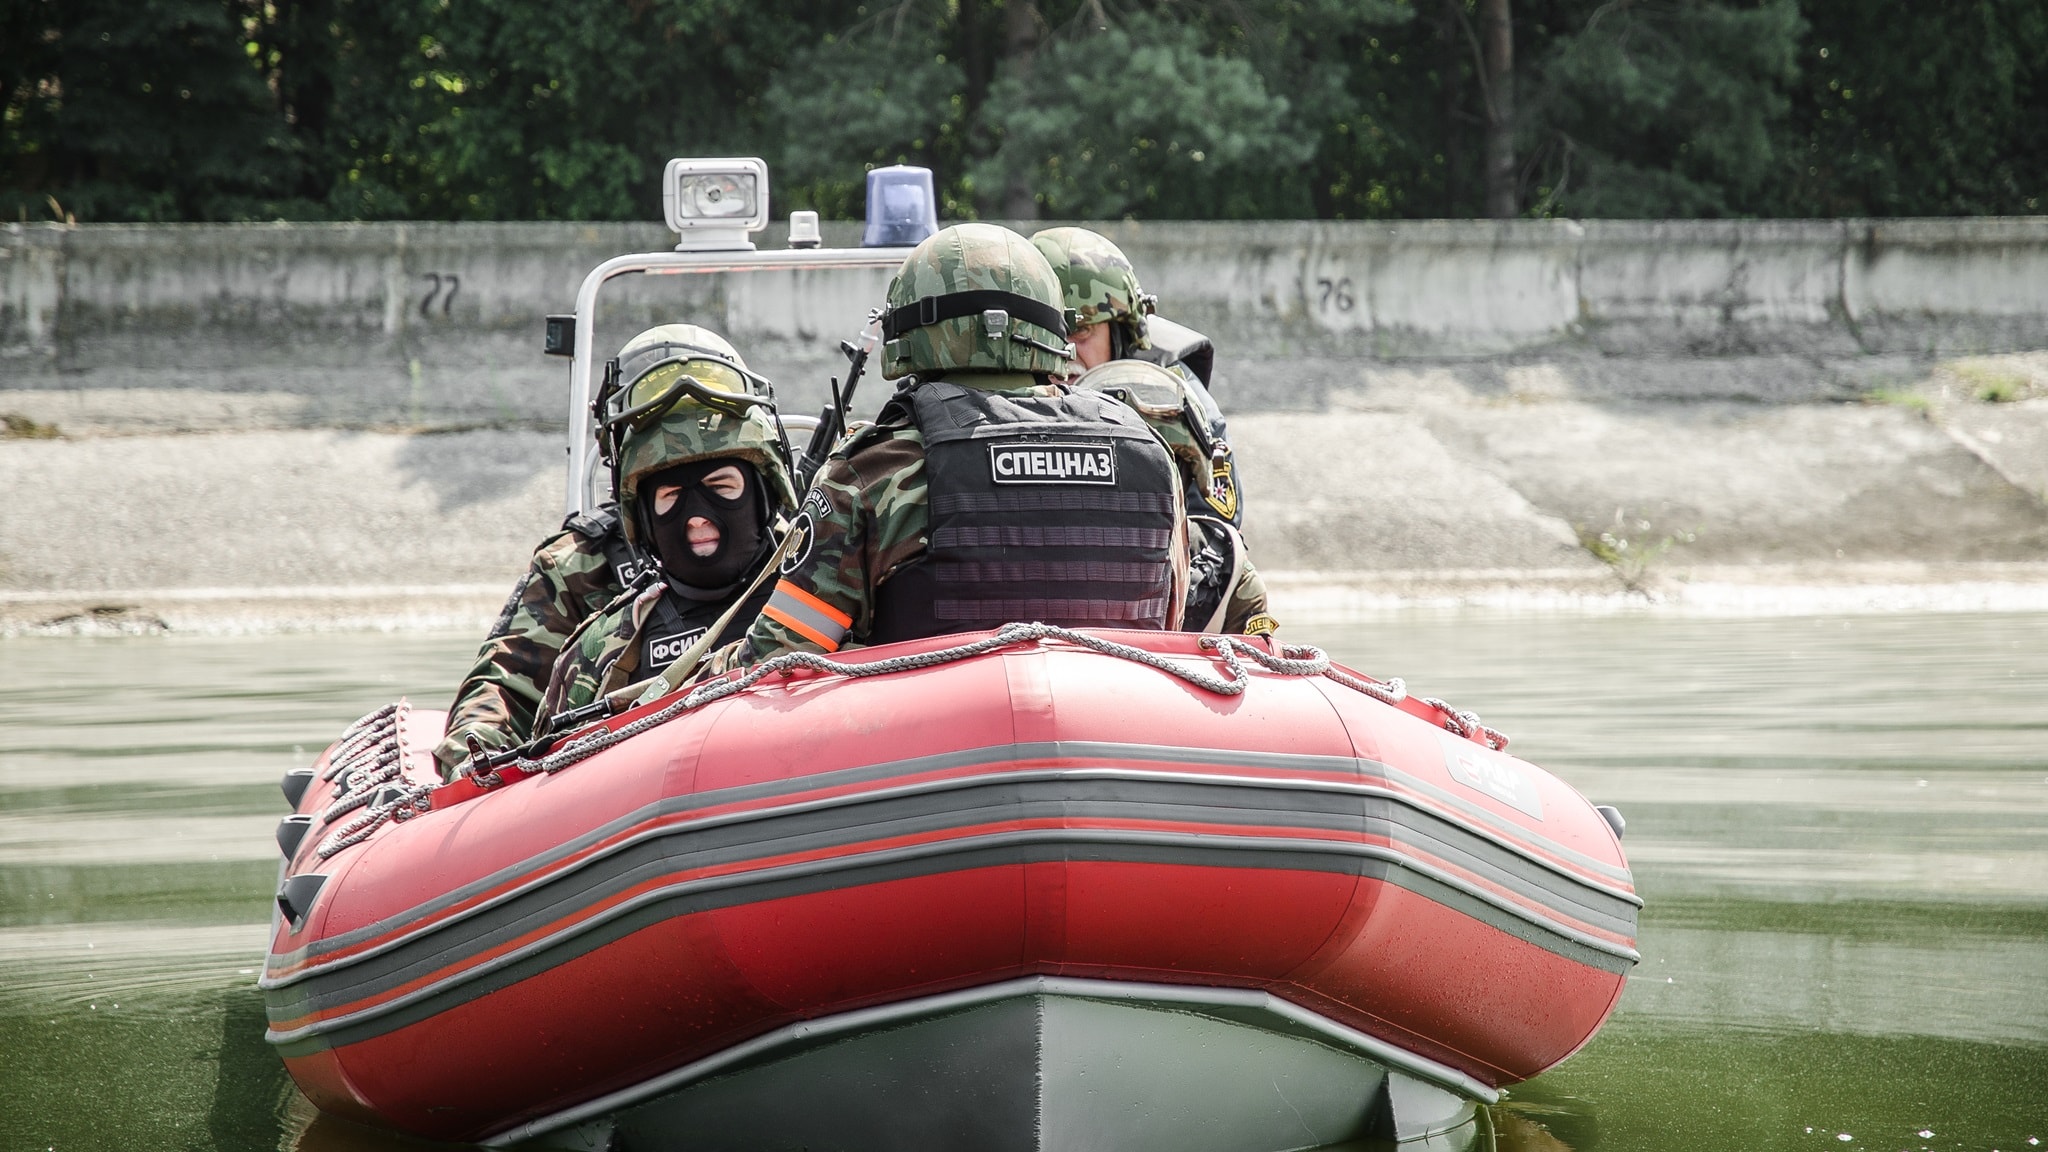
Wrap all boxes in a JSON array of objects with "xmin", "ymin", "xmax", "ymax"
[
  {"xmin": 1012, "ymin": 331, "xmax": 1076, "ymax": 360},
  {"xmin": 1108, "ymin": 322, "xmax": 1135, "ymax": 361}
]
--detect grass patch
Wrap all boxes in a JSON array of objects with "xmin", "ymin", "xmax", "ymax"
[
  {"xmin": 1577, "ymin": 512, "xmax": 1694, "ymax": 594},
  {"xmin": 1945, "ymin": 359, "xmax": 2040, "ymax": 403},
  {"xmin": 1, "ymin": 412, "xmax": 61, "ymax": 439},
  {"xmin": 1860, "ymin": 386, "xmax": 1933, "ymax": 415}
]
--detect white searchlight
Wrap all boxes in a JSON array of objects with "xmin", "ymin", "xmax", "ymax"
[
  {"xmin": 558, "ymin": 161, "xmax": 927, "ymax": 516},
  {"xmin": 662, "ymin": 157, "xmax": 769, "ymax": 252},
  {"xmin": 862, "ymin": 165, "xmax": 938, "ymax": 248}
]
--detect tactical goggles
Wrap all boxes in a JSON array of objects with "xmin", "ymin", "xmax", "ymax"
[
  {"xmin": 1083, "ymin": 372, "xmax": 1187, "ymax": 421},
  {"xmin": 601, "ymin": 351, "xmax": 773, "ymax": 434}
]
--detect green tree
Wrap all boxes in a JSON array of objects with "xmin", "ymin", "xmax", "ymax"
[
  {"xmin": 762, "ymin": 12, "xmax": 969, "ymax": 219},
  {"xmin": 1782, "ymin": 0, "xmax": 2048, "ymax": 215},
  {"xmin": 6, "ymin": 0, "xmax": 2045, "ymax": 223},
  {"xmin": 1517, "ymin": 0, "xmax": 1806, "ymax": 218},
  {"xmin": 973, "ymin": 13, "xmax": 1317, "ymax": 219},
  {"xmin": 336, "ymin": 0, "xmax": 861, "ymax": 220},
  {"xmin": 1149, "ymin": 0, "xmax": 1417, "ymax": 219},
  {"xmin": 2, "ymin": 0, "xmax": 310, "ymax": 221}
]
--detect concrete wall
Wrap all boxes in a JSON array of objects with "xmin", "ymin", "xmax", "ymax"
[{"xmin": 6, "ymin": 218, "xmax": 2048, "ymax": 428}]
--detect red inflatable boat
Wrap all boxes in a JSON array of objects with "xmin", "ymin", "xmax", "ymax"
[{"xmin": 264, "ymin": 626, "xmax": 1637, "ymax": 1151}]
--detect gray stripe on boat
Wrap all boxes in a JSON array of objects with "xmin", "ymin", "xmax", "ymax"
[
  {"xmin": 266, "ymin": 825, "xmax": 1638, "ymax": 1053},
  {"xmin": 267, "ymin": 747, "xmax": 1633, "ymax": 981},
  {"xmin": 267, "ymin": 772, "xmax": 1641, "ymax": 1022}
]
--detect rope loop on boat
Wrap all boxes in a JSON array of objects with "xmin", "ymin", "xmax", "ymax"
[
  {"xmin": 502, "ymin": 623, "xmax": 1505, "ymax": 781},
  {"xmin": 321, "ymin": 747, "xmax": 403, "ymax": 823},
  {"xmin": 1204, "ymin": 637, "xmax": 1505, "ymax": 751},
  {"xmin": 315, "ymin": 782, "xmax": 435, "ymax": 858},
  {"xmin": 530, "ymin": 624, "xmax": 1188, "ymax": 776},
  {"xmin": 298, "ymin": 630, "xmax": 1506, "ymax": 862},
  {"xmin": 310, "ymin": 700, "xmax": 436, "ymax": 859},
  {"xmin": 1416, "ymin": 697, "xmax": 1509, "ymax": 751},
  {"xmin": 288, "ymin": 629, "xmax": 1512, "ymax": 860},
  {"xmin": 322, "ymin": 701, "xmax": 407, "ymax": 782}
]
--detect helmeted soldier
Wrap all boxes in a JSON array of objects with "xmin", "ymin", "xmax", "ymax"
[
  {"xmin": 432, "ymin": 324, "xmax": 791, "ymax": 777},
  {"xmin": 535, "ymin": 326, "xmax": 802, "ymax": 720},
  {"xmin": 1031, "ymin": 227, "xmax": 1274, "ymax": 636},
  {"xmin": 1072, "ymin": 358, "xmax": 1273, "ymax": 635},
  {"xmin": 735, "ymin": 222, "xmax": 1190, "ymax": 664}
]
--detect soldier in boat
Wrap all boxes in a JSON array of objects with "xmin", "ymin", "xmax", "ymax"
[
  {"xmin": 433, "ymin": 324, "xmax": 796, "ymax": 777},
  {"xmin": 729, "ymin": 222, "xmax": 1193, "ymax": 664},
  {"xmin": 1030, "ymin": 226, "xmax": 1275, "ymax": 637}
]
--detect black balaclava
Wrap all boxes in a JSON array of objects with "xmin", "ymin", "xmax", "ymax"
[{"xmin": 638, "ymin": 458, "xmax": 769, "ymax": 598}]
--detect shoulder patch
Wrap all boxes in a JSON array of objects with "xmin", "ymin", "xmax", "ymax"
[
  {"xmin": 841, "ymin": 419, "xmax": 914, "ymax": 460},
  {"xmin": 781, "ymin": 507, "xmax": 819, "ymax": 575},
  {"xmin": 1204, "ymin": 458, "xmax": 1239, "ymax": 520}
]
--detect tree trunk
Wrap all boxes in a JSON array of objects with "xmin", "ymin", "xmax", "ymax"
[
  {"xmin": 1439, "ymin": 0, "xmax": 1464, "ymax": 216},
  {"xmin": 959, "ymin": 0, "xmax": 990, "ymax": 123},
  {"xmin": 1481, "ymin": 0, "xmax": 1516, "ymax": 219},
  {"xmin": 1001, "ymin": 0, "xmax": 1040, "ymax": 221}
]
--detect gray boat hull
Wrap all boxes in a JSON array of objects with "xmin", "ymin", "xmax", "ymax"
[{"xmin": 508, "ymin": 979, "xmax": 1490, "ymax": 1152}]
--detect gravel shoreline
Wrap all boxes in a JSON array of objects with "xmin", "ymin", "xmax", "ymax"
[{"xmin": 9, "ymin": 565, "xmax": 2048, "ymax": 638}]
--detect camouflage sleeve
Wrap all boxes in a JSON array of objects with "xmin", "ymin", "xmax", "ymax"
[
  {"xmin": 538, "ymin": 584, "xmax": 661, "ymax": 721},
  {"xmin": 1140, "ymin": 414, "xmax": 1194, "ymax": 630},
  {"xmin": 433, "ymin": 531, "xmax": 621, "ymax": 779},
  {"xmin": 742, "ymin": 430, "xmax": 929, "ymax": 663},
  {"xmin": 1222, "ymin": 552, "xmax": 1277, "ymax": 636},
  {"xmin": 695, "ymin": 637, "xmax": 751, "ymax": 679},
  {"xmin": 1166, "ymin": 465, "xmax": 1191, "ymax": 631}
]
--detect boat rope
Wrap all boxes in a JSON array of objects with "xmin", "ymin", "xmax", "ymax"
[
  {"xmin": 311, "ymin": 701, "xmax": 432, "ymax": 860},
  {"xmin": 307, "ymin": 626, "xmax": 1508, "ymax": 860},
  {"xmin": 321, "ymin": 748, "xmax": 403, "ymax": 823},
  {"xmin": 316, "ymin": 782, "xmax": 435, "ymax": 858},
  {"xmin": 322, "ymin": 701, "xmax": 406, "ymax": 782},
  {"xmin": 496, "ymin": 623, "xmax": 1507, "ymax": 785}
]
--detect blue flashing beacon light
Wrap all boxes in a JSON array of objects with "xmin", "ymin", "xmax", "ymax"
[{"xmin": 862, "ymin": 165, "xmax": 939, "ymax": 248}]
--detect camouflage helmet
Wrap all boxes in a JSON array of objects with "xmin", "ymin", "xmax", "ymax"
[
  {"xmin": 608, "ymin": 324, "xmax": 799, "ymax": 545},
  {"xmin": 880, "ymin": 223, "xmax": 1073, "ymax": 380},
  {"xmin": 1030, "ymin": 227, "xmax": 1154, "ymax": 349}
]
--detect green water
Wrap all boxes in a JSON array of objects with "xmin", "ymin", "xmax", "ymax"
[{"xmin": 0, "ymin": 614, "xmax": 2043, "ymax": 1151}]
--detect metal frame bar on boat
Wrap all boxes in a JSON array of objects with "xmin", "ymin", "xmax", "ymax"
[{"xmin": 563, "ymin": 246, "xmax": 915, "ymax": 517}]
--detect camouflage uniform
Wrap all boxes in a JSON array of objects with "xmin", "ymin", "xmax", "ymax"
[
  {"xmin": 434, "ymin": 323, "xmax": 791, "ymax": 776},
  {"xmin": 538, "ymin": 569, "xmax": 774, "ymax": 718},
  {"xmin": 435, "ymin": 515, "xmax": 637, "ymax": 779},
  {"xmin": 1072, "ymin": 359, "xmax": 1274, "ymax": 635},
  {"xmin": 1031, "ymin": 227, "xmax": 1244, "ymax": 523},
  {"xmin": 537, "ymin": 583, "xmax": 665, "ymax": 718},
  {"xmin": 1035, "ymin": 228, "xmax": 1273, "ymax": 635},
  {"xmin": 1029, "ymin": 227, "xmax": 1157, "ymax": 350},
  {"xmin": 739, "ymin": 224, "xmax": 1190, "ymax": 665},
  {"xmin": 540, "ymin": 336, "xmax": 800, "ymax": 720}
]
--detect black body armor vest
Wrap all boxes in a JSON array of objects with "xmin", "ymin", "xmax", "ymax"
[
  {"xmin": 868, "ymin": 380, "xmax": 1180, "ymax": 644},
  {"xmin": 628, "ymin": 575, "xmax": 774, "ymax": 686}
]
